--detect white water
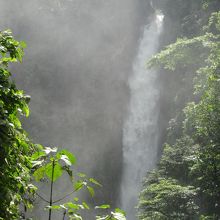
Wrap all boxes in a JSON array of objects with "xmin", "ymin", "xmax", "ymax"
[{"xmin": 120, "ymin": 13, "xmax": 164, "ymax": 220}]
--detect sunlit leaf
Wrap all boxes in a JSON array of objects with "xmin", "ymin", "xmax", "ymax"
[
  {"xmin": 33, "ymin": 166, "xmax": 45, "ymax": 181},
  {"xmin": 45, "ymin": 162, "xmax": 63, "ymax": 182},
  {"xmin": 87, "ymin": 186, "xmax": 95, "ymax": 197},
  {"xmin": 65, "ymin": 202, "xmax": 79, "ymax": 210},
  {"xmin": 82, "ymin": 202, "xmax": 90, "ymax": 210},
  {"xmin": 43, "ymin": 147, "xmax": 57, "ymax": 155},
  {"xmin": 74, "ymin": 181, "xmax": 84, "ymax": 191},
  {"xmin": 89, "ymin": 178, "xmax": 102, "ymax": 187},
  {"xmin": 31, "ymin": 151, "xmax": 46, "ymax": 160},
  {"xmin": 95, "ymin": 204, "xmax": 110, "ymax": 209},
  {"xmin": 31, "ymin": 160, "xmax": 44, "ymax": 168},
  {"xmin": 56, "ymin": 149, "xmax": 76, "ymax": 165},
  {"xmin": 60, "ymin": 155, "xmax": 72, "ymax": 166}
]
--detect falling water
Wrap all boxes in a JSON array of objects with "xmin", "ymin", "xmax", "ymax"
[{"xmin": 120, "ymin": 12, "xmax": 164, "ymax": 220}]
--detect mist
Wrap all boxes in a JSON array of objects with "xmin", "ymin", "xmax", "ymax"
[
  {"xmin": 1, "ymin": 0, "xmax": 219, "ymax": 219},
  {"xmin": 0, "ymin": 0, "xmax": 156, "ymax": 219}
]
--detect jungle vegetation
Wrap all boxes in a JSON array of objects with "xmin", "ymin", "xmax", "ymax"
[
  {"xmin": 138, "ymin": 1, "xmax": 220, "ymax": 219},
  {"xmin": 0, "ymin": 30, "xmax": 125, "ymax": 220}
]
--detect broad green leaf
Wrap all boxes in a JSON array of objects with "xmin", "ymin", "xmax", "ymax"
[
  {"xmin": 45, "ymin": 162, "xmax": 63, "ymax": 182},
  {"xmin": 56, "ymin": 149, "xmax": 76, "ymax": 165},
  {"xmin": 43, "ymin": 147, "xmax": 57, "ymax": 155},
  {"xmin": 31, "ymin": 151, "xmax": 46, "ymax": 160},
  {"xmin": 33, "ymin": 166, "xmax": 45, "ymax": 181},
  {"xmin": 60, "ymin": 155, "xmax": 72, "ymax": 166}
]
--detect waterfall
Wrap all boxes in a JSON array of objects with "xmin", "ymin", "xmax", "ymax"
[{"xmin": 120, "ymin": 12, "xmax": 164, "ymax": 220}]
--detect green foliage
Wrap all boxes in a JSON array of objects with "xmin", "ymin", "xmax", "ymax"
[
  {"xmin": 138, "ymin": 178, "xmax": 198, "ymax": 220},
  {"xmin": 0, "ymin": 30, "xmax": 126, "ymax": 220},
  {"xmin": 32, "ymin": 146, "xmax": 126, "ymax": 220},
  {"xmin": 139, "ymin": 4, "xmax": 220, "ymax": 220},
  {"xmin": 32, "ymin": 147, "xmax": 75, "ymax": 182},
  {"xmin": 159, "ymin": 137, "xmax": 199, "ymax": 183},
  {"xmin": 95, "ymin": 207, "xmax": 126, "ymax": 220},
  {"xmin": 0, "ymin": 29, "xmax": 35, "ymax": 219}
]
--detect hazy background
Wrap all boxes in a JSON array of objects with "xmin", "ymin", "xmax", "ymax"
[{"xmin": 0, "ymin": 0, "xmax": 154, "ymax": 218}]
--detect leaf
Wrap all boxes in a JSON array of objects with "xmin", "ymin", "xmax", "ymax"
[
  {"xmin": 65, "ymin": 202, "xmax": 79, "ymax": 210},
  {"xmin": 89, "ymin": 178, "xmax": 102, "ymax": 187},
  {"xmin": 62, "ymin": 166, "xmax": 73, "ymax": 178},
  {"xmin": 35, "ymin": 144, "xmax": 44, "ymax": 150},
  {"xmin": 50, "ymin": 205, "xmax": 61, "ymax": 210},
  {"xmin": 60, "ymin": 155, "xmax": 72, "ymax": 166},
  {"xmin": 33, "ymin": 166, "xmax": 45, "ymax": 181},
  {"xmin": 87, "ymin": 186, "xmax": 95, "ymax": 197},
  {"xmin": 74, "ymin": 181, "xmax": 84, "ymax": 191},
  {"xmin": 78, "ymin": 172, "xmax": 86, "ymax": 178},
  {"xmin": 114, "ymin": 208, "xmax": 126, "ymax": 216},
  {"xmin": 95, "ymin": 204, "xmax": 110, "ymax": 209},
  {"xmin": 45, "ymin": 162, "xmax": 63, "ymax": 182},
  {"xmin": 111, "ymin": 211, "xmax": 126, "ymax": 220},
  {"xmin": 31, "ymin": 151, "xmax": 46, "ymax": 160},
  {"xmin": 56, "ymin": 149, "xmax": 76, "ymax": 165},
  {"xmin": 74, "ymin": 197, "xmax": 79, "ymax": 202},
  {"xmin": 60, "ymin": 205, "xmax": 67, "ymax": 210},
  {"xmin": 22, "ymin": 103, "xmax": 29, "ymax": 117},
  {"xmin": 71, "ymin": 214, "xmax": 82, "ymax": 220},
  {"xmin": 17, "ymin": 47, "xmax": 23, "ymax": 62},
  {"xmin": 43, "ymin": 147, "xmax": 57, "ymax": 155},
  {"xmin": 20, "ymin": 41, "xmax": 27, "ymax": 48},
  {"xmin": 31, "ymin": 160, "xmax": 44, "ymax": 168},
  {"xmin": 95, "ymin": 215, "xmax": 109, "ymax": 220},
  {"xmin": 20, "ymin": 140, "xmax": 29, "ymax": 153},
  {"xmin": 82, "ymin": 202, "xmax": 90, "ymax": 210}
]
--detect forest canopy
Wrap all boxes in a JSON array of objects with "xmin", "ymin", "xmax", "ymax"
[{"xmin": 138, "ymin": 1, "xmax": 220, "ymax": 219}]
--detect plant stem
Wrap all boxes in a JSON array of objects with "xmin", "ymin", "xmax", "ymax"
[
  {"xmin": 48, "ymin": 159, "xmax": 55, "ymax": 220},
  {"xmin": 62, "ymin": 210, "xmax": 66, "ymax": 220}
]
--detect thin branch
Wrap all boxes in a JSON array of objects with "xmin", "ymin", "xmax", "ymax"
[
  {"xmin": 62, "ymin": 210, "xmax": 67, "ymax": 220},
  {"xmin": 35, "ymin": 192, "xmax": 50, "ymax": 203},
  {"xmin": 49, "ymin": 159, "xmax": 55, "ymax": 220},
  {"xmin": 53, "ymin": 184, "xmax": 83, "ymax": 204}
]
